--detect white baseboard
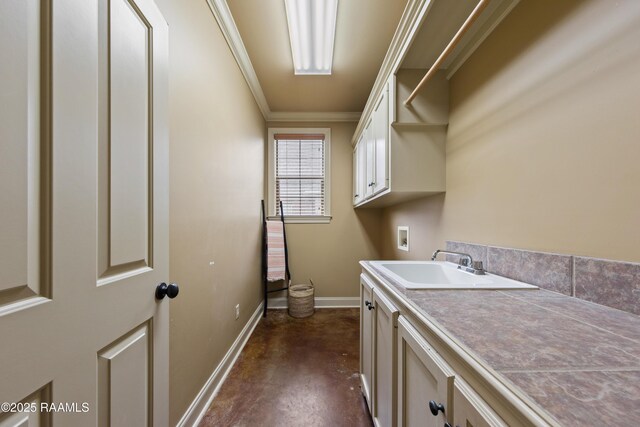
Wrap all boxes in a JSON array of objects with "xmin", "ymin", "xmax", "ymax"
[
  {"xmin": 267, "ymin": 296, "xmax": 359, "ymax": 309},
  {"xmin": 176, "ymin": 302, "xmax": 263, "ymax": 427}
]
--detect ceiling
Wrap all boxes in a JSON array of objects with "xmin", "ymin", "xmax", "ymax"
[{"xmin": 226, "ymin": 0, "xmax": 408, "ymax": 113}]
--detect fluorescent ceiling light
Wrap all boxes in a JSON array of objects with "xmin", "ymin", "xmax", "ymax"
[{"xmin": 284, "ymin": 0, "xmax": 338, "ymax": 75}]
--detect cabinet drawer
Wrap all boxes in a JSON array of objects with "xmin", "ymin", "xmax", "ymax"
[{"xmin": 397, "ymin": 316, "xmax": 454, "ymax": 427}]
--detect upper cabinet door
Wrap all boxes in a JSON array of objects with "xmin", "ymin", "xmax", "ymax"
[
  {"xmin": 373, "ymin": 86, "xmax": 389, "ymax": 195},
  {"xmin": 365, "ymin": 118, "xmax": 375, "ymax": 197},
  {"xmin": 353, "ymin": 136, "xmax": 367, "ymax": 206},
  {"xmin": 353, "ymin": 142, "xmax": 361, "ymax": 205}
]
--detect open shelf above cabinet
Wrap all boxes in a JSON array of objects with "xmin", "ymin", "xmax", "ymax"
[{"xmin": 352, "ymin": 0, "xmax": 520, "ymax": 208}]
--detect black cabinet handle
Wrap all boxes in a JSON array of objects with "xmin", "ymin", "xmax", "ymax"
[
  {"xmin": 429, "ymin": 400, "xmax": 445, "ymax": 416},
  {"xmin": 156, "ymin": 282, "xmax": 179, "ymax": 300},
  {"xmin": 364, "ymin": 300, "xmax": 374, "ymax": 311}
]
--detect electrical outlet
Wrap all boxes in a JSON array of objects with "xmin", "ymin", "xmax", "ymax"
[{"xmin": 235, "ymin": 304, "xmax": 240, "ymax": 320}]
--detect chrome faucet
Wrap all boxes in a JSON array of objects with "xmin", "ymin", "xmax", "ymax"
[{"xmin": 431, "ymin": 249, "xmax": 485, "ymax": 275}]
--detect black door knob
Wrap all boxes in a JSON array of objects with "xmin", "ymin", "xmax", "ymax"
[
  {"xmin": 429, "ymin": 400, "xmax": 445, "ymax": 416},
  {"xmin": 156, "ymin": 282, "xmax": 179, "ymax": 300}
]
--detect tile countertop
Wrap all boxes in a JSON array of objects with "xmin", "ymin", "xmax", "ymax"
[{"xmin": 361, "ymin": 261, "xmax": 640, "ymax": 427}]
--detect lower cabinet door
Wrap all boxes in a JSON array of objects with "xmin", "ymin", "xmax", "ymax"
[
  {"xmin": 372, "ymin": 288, "xmax": 399, "ymax": 427},
  {"xmin": 397, "ymin": 316, "xmax": 455, "ymax": 427},
  {"xmin": 360, "ymin": 275, "xmax": 374, "ymax": 407},
  {"xmin": 453, "ymin": 379, "xmax": 507, "ymax": 427}
]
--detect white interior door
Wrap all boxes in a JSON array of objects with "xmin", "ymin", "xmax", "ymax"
[{"xmin": 0, "ymin": 0, "xmax": 170, "ymax": 426}]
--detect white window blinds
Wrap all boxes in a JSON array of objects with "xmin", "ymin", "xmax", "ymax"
[{"xmin": 275, "ymin": 133, "xmax": 326, "ymax": 216}]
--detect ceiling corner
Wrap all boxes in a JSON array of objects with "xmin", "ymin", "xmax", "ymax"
[{"xmin": 205, "ymin": 0, "xmax": 271, "ymax": 119}]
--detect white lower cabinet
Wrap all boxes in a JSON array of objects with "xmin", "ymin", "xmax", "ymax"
[
  {"xmin": 397, "ymin": 316, "xmax": 454, "ymax": 427},
  {"xmin": 360, "ymin": 276, "xmax": 400, "ymax": 427},
  {"xmin": 360, "ymin": 272, "xmax": 512, "ymax": 427},
  {"xmin": 360, "ymin": 275, "xmax": 374, "ymax": 407},
  {"xmin": 453, "ymin": 379, "xmax": 507, "ymax": 427},
  {"xmin": 372, "ymin": 288, "xmax": 399, "ymax": 427}
]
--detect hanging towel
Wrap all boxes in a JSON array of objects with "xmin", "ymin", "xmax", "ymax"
[{"xmin": 266, "ymin": 220, "xmax": 286, "ymax": 282}]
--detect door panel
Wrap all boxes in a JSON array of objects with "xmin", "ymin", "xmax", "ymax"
[
  {"xmin": 98, "ymin": 323, "xmax": 151, "ymax": 427},
  {"xmin": 108, "ymin": 0, "xmax": 151, "ymax": 268},
  {"xmin": 98, "ymin": 0, "xmax": 156, "ymax": 280},
  {"xmin": 0, "ymin": 0, "xmax": 49, "ymax": 309},
  {"xmin": 0, "ymin": 0, "xmax": 169, "ymax": 425},
  {"xmin": 0, "ymin": 387, "xmax": 51, "ymax": 427}
]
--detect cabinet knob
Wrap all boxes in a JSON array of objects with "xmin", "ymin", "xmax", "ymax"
[
  {"xmin": 364, "ymin": 301, "xmax": 374, "ymax": 311},
  {"xmin": 429, "ymin": 400, "xmax": 445, "ymax": 416}
]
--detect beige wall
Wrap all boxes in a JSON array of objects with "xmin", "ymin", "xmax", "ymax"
[
  {"xmin": 382, "ymin": 0, "xmax": 640, "ymax": 263},
  {"xmin": 266, "ymin": 121, "xmax": 383, "ymax": 297},
  {"xmin": 154, "ymin": 0, "xmax": 266, "ymax": 424}
]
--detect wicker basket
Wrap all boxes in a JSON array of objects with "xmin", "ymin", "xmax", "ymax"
[{"xmin": 288, "ymin": 283, "xmax": 315, "ymax": 318}]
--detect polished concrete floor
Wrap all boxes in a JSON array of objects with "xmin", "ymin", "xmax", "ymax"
[{"xmin": 200, "ymin": 308, "xmax": 373, "ymax": 427}]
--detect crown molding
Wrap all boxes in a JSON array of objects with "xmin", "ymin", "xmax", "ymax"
[
  {"xmin": 206, "ymin": 0, "xmax": 362, "ymax": 125},
  {"xmin": 205, "ymin": 0, "xmax": 271, "ymax": 119},
  {"xmin": 267, "ymin": 111, "xmax": 361, "ymax": 123},
  {"xmin": 350, "ymin": 0, "xmax": 433, "ymax": 145}
]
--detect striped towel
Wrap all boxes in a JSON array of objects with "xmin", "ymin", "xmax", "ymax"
[{"xmin": 266, "ymin": 220, "xmax": 286, "ymax": 282}]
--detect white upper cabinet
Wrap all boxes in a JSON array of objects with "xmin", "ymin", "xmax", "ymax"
[
  {"xmin": 353, "ymin": 73, "xmax": 447, "ymax": 208},
  {"xmin": 353, "ymin": 135, "xmax": 366, "ymax": 205},
  {"xmin": 372, "ymin": 85, "xmax": 389, "ymax": 196},
  {"xmin": 352, "ymin": 0, "xmax": 520, "ymax": 208}
]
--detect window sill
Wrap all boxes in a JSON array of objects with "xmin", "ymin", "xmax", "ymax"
[{"xmin": 267, "ymin": 215, "xmax": 332, "ymax": 224}]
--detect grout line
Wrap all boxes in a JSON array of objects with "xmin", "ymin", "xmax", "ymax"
[
  {"xmin": 503, "ymin": 292, "xmax": 640, "ymax": 345},
  {"xmin": 498, "ymin": 366, "xmax": 640, "ymax": 374},
  {"xmin": 571, "ymin": 256, "xmax": 576, "ymax": 297}
]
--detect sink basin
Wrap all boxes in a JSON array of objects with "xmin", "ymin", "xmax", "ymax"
[{"xmin": 369, "ymin": 261, "xmax": 538, "ymax": 290}]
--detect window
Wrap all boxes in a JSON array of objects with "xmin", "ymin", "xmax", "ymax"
[{"xmin": 268, "ymin": 128, "xmax": 331, "ymax": 223}]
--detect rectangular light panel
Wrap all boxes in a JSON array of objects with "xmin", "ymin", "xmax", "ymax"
[{"xmin": 284, "ymin": 0, "xmax": 338, "ymax": 75}]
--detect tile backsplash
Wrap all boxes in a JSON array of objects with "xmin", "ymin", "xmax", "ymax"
[
  {"xmin": 445, "ymin": 241, "xmax": 640, "ymax": 315},
  {"xmin": 574, "ymin": 257, "xmax": 640, "ymax": 316}
]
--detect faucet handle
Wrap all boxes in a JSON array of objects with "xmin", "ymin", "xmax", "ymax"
[{"xmin": 473, "ymin": 260, "xmax": 484, "ymax": 271}]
